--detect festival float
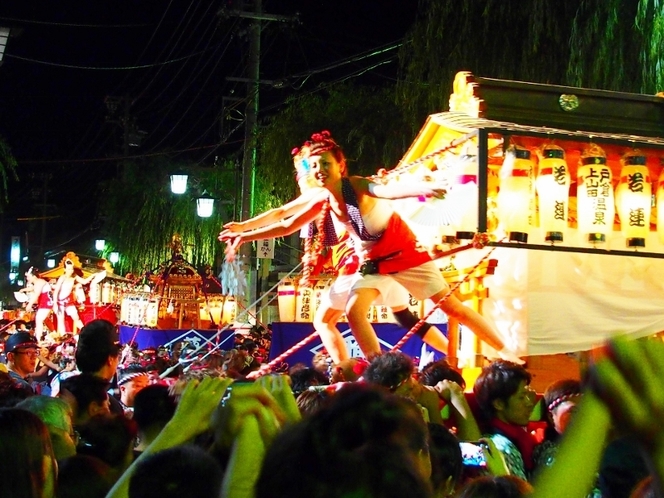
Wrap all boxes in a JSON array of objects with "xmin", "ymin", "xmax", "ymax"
[{"xmin": 262, "ymin": 72, "xmax": 664, "ymax": 390}]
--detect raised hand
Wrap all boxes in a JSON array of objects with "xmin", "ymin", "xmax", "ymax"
[
  {"xmin": 257, "ymin": 374, "xmax": 301, "ymax": 424},
  {"xmin": 169, "ymin": 376, "xmax": 233, "ymax": 439}
]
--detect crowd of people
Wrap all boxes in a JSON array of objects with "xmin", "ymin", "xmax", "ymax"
[{"xmin": 0, "ymin": 317, "xmax": 663, "ymax": 498}]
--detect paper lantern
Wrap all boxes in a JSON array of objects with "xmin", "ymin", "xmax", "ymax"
[
  {"xmin": 277, "ymin": 280, "xmax": 297, "ymax": 322},
  {"xmin": 577, "ymin": 146, "xmax": 614, "ymax": 244},
  {"xmin": 657, "ymin": 167, "xmax": 664, "ymax": 244},
  {"xmin": 497, "ymin": 145, "xmax": 534, "ymax": 242},
  {"xmin": 449, "ymin": 153, "xmax": 479, "ymax": 240},
  {"xmin": 221, "ymin": 297, "xmax": 237, "ymax": 325},
  {"xmin": 615, "ymin": 152, "xmax": 651, "ymax": 248},
  {"xmin": 536, "ymin": 145, "xmax": 570, "ymax": 243}
]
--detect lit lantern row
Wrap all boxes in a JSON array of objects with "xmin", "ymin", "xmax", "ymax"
[{"xmin": 493, "ymin": 144, "xmax": 659, "ymax": 249}]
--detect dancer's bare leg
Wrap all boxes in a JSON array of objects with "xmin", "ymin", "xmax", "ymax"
[
  {"xmin": 435, "ymin": 292, "xmax": 504, "ymax": 350},
  {"xmin": 34, "ymin": 309, "xmax": 51, "ymax": 341},
  {"xmin": 66, "ymin": 306, "xmax": 84, "ymax": 334},
  {"xmin": 391, "ymin": 305, "xmax": 449, "ymax": 354},
  {"xmin": 346, "ymin": 288, "xmax": 382, "ymax": 358},
  {"xmin": 313, "ymin": 304, "xmax": 348, "ymax": 364}
]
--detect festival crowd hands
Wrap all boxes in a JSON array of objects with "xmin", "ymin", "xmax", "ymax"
[{"xmin": 99, "ymin": 335, "xmax": 664, "ymax": 498}]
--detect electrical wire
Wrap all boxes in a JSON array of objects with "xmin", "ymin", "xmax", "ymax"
[
  {"xmin": 4, "ymin": 50, "xmax": 212, "ymax": 70},
  {"xmin": 0, "ymin": 16, "xmax": 150, "ymax": 28}
]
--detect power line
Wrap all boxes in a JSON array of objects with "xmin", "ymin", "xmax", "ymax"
[
  {"xmin": 0, "ymin": 16, "xmax": 151, "ymax": 28},
  {"xmin": 5, "ymin": 49, "xmax": 213, "ymax": 70}
]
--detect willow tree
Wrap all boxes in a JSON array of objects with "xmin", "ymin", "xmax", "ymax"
[
  {"xmin": 398, "ymin": 0, "xmax": 664, "ymax": 128},
  {"xmin": 0, "ymin": 135, "xmax": 18, "ymax": 210},
  {"xmin": 99, "ymin": 158, "xmax": 237, "ymax": 274},
  {"xmin": 258, "ymin": 82, "xmax": 412, "ymax": 204}
]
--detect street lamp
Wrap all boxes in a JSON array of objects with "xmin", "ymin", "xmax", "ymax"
[
  {"xmin": 95, "ymin": 239, "xmax": 106, "ymax": 251},
  {"xmin": 170, "ymin": 173, "xmax": 189, "ymax": 194},
  {"xmin": 109, "ymin": 252, "xmax": 120, "ymax": 264},
  {"xmin": 0, "ymin": 27, "xmax": 10, "ymax": 65},
  {"xmin": 196, "ymin": 191, "xmax": 215, "ymax": 218}
]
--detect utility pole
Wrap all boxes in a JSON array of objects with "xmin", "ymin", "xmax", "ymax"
[{"xmin": 222, "ymin": 1, "xmax": 297, "ymax": 323}]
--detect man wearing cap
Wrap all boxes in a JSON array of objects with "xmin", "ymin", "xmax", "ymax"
[{"xmin": 5, "ymin": 331, "xmax": 40, "ymax": 393}]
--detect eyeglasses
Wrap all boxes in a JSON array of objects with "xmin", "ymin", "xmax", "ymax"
[{"xmin": 13, "ymin": 349, "xmax": 38, "ymax": 357}]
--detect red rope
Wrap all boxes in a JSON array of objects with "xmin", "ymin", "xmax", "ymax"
[
  {"xmin": 390, "ymin": 243, "xmax": 498, "ymax": 353},
  {"xmin": 266, "ymin": 330, "xmax": 319, "ymax": 368}
]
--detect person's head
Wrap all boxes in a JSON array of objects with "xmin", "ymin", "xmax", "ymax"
[
  {"xmin": 129, "ymin": 445, "xmax": 224, "ymax": 498},
  {"xmin": 25, "ymin": 266, "xmax": 41, "ymax": 284},
  {"xmin": 457, "ymin": 475, "xmax": 533, "ymax": 498},
  {"xmin": 363, "ymin": 351, "xmax": 415, "ymax": 393},
  {"xmin": 289, "ymin": 367, "xmax": 329, "ymax": 396},
  {"xmin": 75, "ymin": 319, "xmax": 121, "ymax": 379},
  {"xmin": 330, "ymin": 357, "xmax": 369, "ymax": 383},
  {"xmin": 0, "ymin": 408, "xmax": 57, "ymax": 498},
  {"xmin": 60, "ymin": 373, "xmax": 112, "ymax": 425},
  {"xmin": 16, "ymin": 395, "xmax": 77, "ymax": 460},
  {"xmin": 427, "ymin": 422, "xmax": 463, "ymax": 496},
  {"xmin": 77, "ymin": 414, "xmax": 138, "ymax": 476},
  {"xmin": 5, "ymin": 331, "xmax": 39, "ymax": 377},
  {"xmin": 0, "ymin": 370, "xmax": 33, "ymax": 407},
  {"xmin": 419, "ymin": 359, "xmax": 466, "ymax": 390},
  {"xmin": 295, "ymin": 130, "xmax": 348, "ymax": 187},
  {"xmin": 296, "ymin": 389, "xmax": 332, "ymax": 417},
  {"xmin": 133, "ymin": 384, "xmax": 177, "ymax": 443},
  {"xmin": 543, "ymin": 378, "xmax": 581, "ymax": 436},
  {"xmin": 57, "ymin": 454, "xmax": 114, "ymax": 498},
  {"xmin": 63, "ymin": 258, "xmax": 76, "ymax": 276},
  {"xmin": 257, "ymin": 384, "xmax": 432, "ymax": 498},
  {"xmin": 117, "ymin": 364, "xmax": 149, "ymax": 407},
  {"xmin": 473, "ymin": 360, "xmax": 534, "ymax": 426}
]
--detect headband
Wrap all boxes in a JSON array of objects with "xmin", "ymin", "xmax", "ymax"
[
  {"xmin": 547, "ymin": 392, "xmax": 581, "ymax": 412},
  {"xmin": 118, "ymin": 371, "xmax": 149, "ymax": 386},
  {"xmin": 291, "ymin": 130, "xmax": 341, "ymax": 180}
]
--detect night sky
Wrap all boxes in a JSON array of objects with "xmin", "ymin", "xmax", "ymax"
[{"xmin": 0, "ymin": 0, "xmax": 418, "ymax": 263}]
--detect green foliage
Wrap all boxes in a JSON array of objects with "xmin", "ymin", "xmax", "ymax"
[
  {"xmin": 0, "ymin": 135, "xmax": 19, "ymax": 210},
  {"xmin": 398, "ymin": 0, "xmax": 664, "ymax": 128},
  {"xmin": 257, "ymin": 83, "xmax": 413, "ymax": 205},
  {"xmin": 99, "ymin": 158, "xmax": 236, "ymax": 274}
]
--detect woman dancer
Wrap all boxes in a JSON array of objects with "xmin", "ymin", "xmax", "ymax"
[
  {"xmin": 24, "ymin": 267, "xmax": 53, "ymax": 341},
  {"xmin": 221, "ymin": 131, "xmax": 518, "ymax": 362}
]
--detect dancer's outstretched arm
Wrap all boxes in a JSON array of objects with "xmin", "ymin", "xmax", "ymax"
[
  {"xmin": 219, "ymin": 192, "xmax": 327, "ymax": 258},
  {"xmin": 222, "ymin": 187, "xmax": 326, "ymax": 234}
]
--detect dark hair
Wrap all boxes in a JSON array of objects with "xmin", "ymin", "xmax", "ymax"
[
  {"xmin": 133, "ymin": 384, "xmax": 177, "ymax": 432},
  {"xmin": 60, "ymin": 373, "xmax": 110, "ymax": 419},
  {"xmin": 129, "ymin": 445, "xmax": 224, "ymax": 498},
  {"xmin": 419, "ymin": 359, "xmax": 466, "ymax": 389},
  {"xmin": 77, "ymin": 414, "xmax": 138, "ymax": 469},
  {"xmin": 543, "ymin": 378, "xmax": 581, "ymax": 413},
  {"xmin": 0, "ymin": 408, "xmax": 56, "ymax": 498},
  {"xmin": 57, "ymin": 454, "xmax": 113, "ymax": 498},
  {"xmin": 290, "ymin": 367, "xmax": 330, "ymax": 396},
  {"xmin": 473, "ymin": 360, "xmax": 531, "ymax": 419},
  {"xmin": 363, "ymin": 351, "xmax": 414, "ymax": 391},
  {"xmin": 256, "ymin": 384, "xmax": 431, "ymax": 498},
  {"xmin": 428, "ymin": 423, "xmax": 463, "ymax": 492},
  {"xmin": 457, "ymin": 475, "xmax": 533, "ymax": 498},
  {"xmin": 75, "ymin": 319, "xmax": 120, "ymax": 373},
  {"xmin": 296, "ymin": 389, "xmax": 332, "ymax": 417}
]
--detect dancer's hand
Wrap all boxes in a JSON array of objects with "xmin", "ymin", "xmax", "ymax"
[{"xmin": 222, "ymin": 221, "xmax": 244, "ymax": 233}]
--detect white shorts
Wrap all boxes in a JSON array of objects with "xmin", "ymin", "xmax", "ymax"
[
  {"xmin": 323, "ymin": 273, "xmax": 410, "ymax": 311},
  {"xmin": 353, "ymin": 260, "xmax": 447, "ymax": 301}
]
